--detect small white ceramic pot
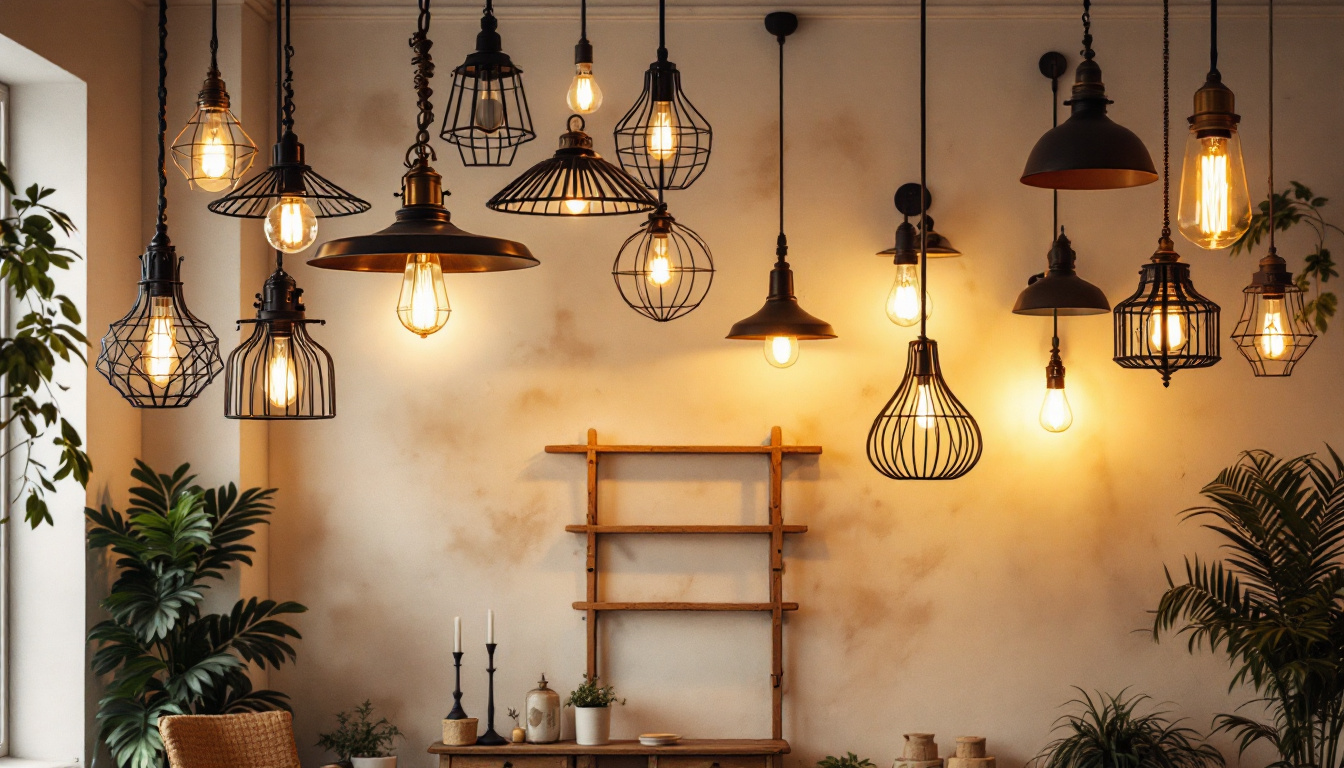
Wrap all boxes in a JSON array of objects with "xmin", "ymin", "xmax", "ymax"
[
  {"xmin": 573, "ymin": 706, "xmax": 611, "ymax": 746},
  {"xmin": 352, "ymin": 756, "xmax": 397, "ymax": 768}
]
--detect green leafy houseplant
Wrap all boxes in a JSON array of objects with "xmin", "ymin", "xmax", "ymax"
[
  {"xmin": 1153, "ymin": 448, "xmax": 1344, "ymax": 768},
  {"xmin": 317, "ymin": 700, "xmax": 403, "ymax": 760},
  {"xmin": 0, "ymin": 161, "xmax": 91, "ymax": 527},
  {"xmin": 565, "ymin": 675, "xmax": 625, "ymax": 707},
  {"xmin": 1231, "ymin": 182, "xmax": 1341, "ymax": 332},
  {"xmin": 1033, "ymin": 690, "xmax": 1223, "ymax": 768},
  {"xmin": 87, "ymin": 461, "xmax": 307, "ymax": 768},
  {"xmin": 817, "ymin": 753, "xmax": 876, "ymax": 768}
]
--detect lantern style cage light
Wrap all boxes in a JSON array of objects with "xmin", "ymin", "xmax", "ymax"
[
  {"xmin": 208, "ymin": 0, "xmax": 369, "ymax": 254},
  {"xmin": 613, "ymin": 203, "xmax": 714, "ymax": 321},
  {"xmin": 878, "ymin": 183, "xmax": 960, "ymax": 327},
  {"xmin": 440, "ymin": 0, "xmax": 535, "ymax": 167},
  {"xmin": 311, "ymin": 0, "xmax": 537, "ymax": 340},
  {"xmin": 98, "ymin": 0, "xmax": 222, "ymax": 407},
  {"xmin": 613, "ymin": 0, "xmax": 712, "ymax": 191},
  {"xmin": 566, "ymin": 0, "xmax": 603, "ymax": 114},
  {"xmin": 170, "ymin": 0, "xmax": 256, "ymax": 192}
]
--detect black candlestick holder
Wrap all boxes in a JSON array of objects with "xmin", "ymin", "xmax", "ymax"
[
  {"xmin": 477, "ymin": 642, "xmax": 508, "ymax": 745},
  {"xmin": 446, "ymin": 651, "xmax": 469, "ymax": 720}
]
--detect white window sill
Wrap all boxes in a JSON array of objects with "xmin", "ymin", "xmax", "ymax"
[{"xmin": 0, "ymin": 757, "xmax": 80, "ymax": 768}]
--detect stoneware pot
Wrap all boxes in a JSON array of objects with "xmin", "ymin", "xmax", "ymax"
[
  {"xmin": 352, "ymin": 757, "xmax": 397, "ymax": 768},
  {"xmin": 574, "ymin": 706, "xmax": 611, "ymax": 746}
]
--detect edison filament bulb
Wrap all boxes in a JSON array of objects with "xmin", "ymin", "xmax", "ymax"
[
  {"xmin": 264, "ymin": 196, "xmax": 319, "ymax": 254},
  {"xmin": 647, "ymin": 234, "xmax": 672, "ymax": 286},
  {"xmin": 913, "ymin": 379, "xmax": 936, "ymax": 429},
  {"xmin": 142, "ymin": 296, "xmax": 180, "ymax": 388},
  {"xmin": 475, "ymin": 82, "xmax": 506, "ymax": 133},
  {"xmin": 563, "ymin": 197, "xmax": 589, "ymax": 215},
  {"xmin": 1257, "ymin": 295, "xmax": 1291, "ymax": 360},
  {"xmin": 886, "ymin": 263, "xmax": 928, "ymax": 326},
  {"xmin": 1149, "ymin": 305, "xmax": 1188, "ymax": 352},
  {"xmin": 646, "ymin": 101, "xmax": 677, "ymax": 161},
  {"xmin": 764, "ymin": 335, "xmax": 799, "ymax": 368},
  {"xmin": 1177, "ymin": 132, "xmax": 1251, "ymax": 250},
  {"xmin": 193, "ymin": 109, "xmax": 235, "ymax": 191},
  {"xmin": 398, "ymin": 253, "xmax": 452, "ymax": 337},
  {"xmin": 1039, "ymin": 387, "xmax": 1073, "ymax": 432},
  {"xmin": 566, "ymin": 63, "xmax": 603, "ymax": 114},
  {"xmin": 265, "ymin": 336, "xmax": 299, "ymax": 408}
]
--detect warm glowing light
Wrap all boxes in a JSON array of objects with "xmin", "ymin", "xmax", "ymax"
[
  {"xmin": 265, "ymin": 336, "xmax": 299, "ymax": 408},
  {"xmin": 142, "ymin": 296, "xmax": 180, "ymax": 388},
  {"xmin": 647, "ymin": 234, "xmax": 672, "ymax": 286},
  {"xmin": 1258, "ymin": 296, "xmax": 1291, "ymax": 360},
  {"xmin": 647, "ymin": 101, "xmax": 677, "ymax": 161},
  {"xmin": 566, "ymin": 63, "xmax": 603, "ymax": 114},
  {"xmin": 885, "ymin": 263, "xmax": 928, "ymax": 327},
  {"xmin": 1198, "ymin": 147, "xmax": 1229, "ymax": 235},
  {"xmin": 264, "ymin": 196, "xmax": 318, "ymax": 254},
  {"xmin": 1039, "ymin": 387, "xmax": 1073, "ymax": 433},
  {"xmin": 914, "ymin": 382, "xmax": 936, "ymax": 429},
  {"xmin": 764, "ymin": 335, "xmax": 799, "ymax": 368},
  {"xmin": 1149, "ymin": 306, "xmax": 1188, "ymax": 351},
  {"xmin": 474, "ymin": 83, "xmax": 506, "ymax": 133},
  {"xmin": 194, "ymin": 110, "xmax": 234, "ymax": 190},
  {"xmin": 1178, "ymin": 132, "xmax": 1251, "ymax": 249},
  {"xmin": 397, "ymin": 253, "xmax": 451, "ymax": 337},
  {"xmin": 563, "ymin": 198, "xmax": 589, "ymax": 215}
]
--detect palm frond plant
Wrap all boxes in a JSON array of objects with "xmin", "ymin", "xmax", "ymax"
[
  {"xmin": 1153, "ymin": 448, "xmax": 1344, "ymax": 768},
  {"xmin": 1034, "ymin": 690, "xmax": 1223, "ymax": 768},
  {"xmin": 87, "ymin": 460, "xmax": 307, "ymax": 768}
]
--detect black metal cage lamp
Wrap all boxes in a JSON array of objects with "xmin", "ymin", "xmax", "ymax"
[
  {"xmin": 440, "ymin": 0, "xmax": 535, "ymax": 167},
  {"xmin": 170, "ymin": 0, "xmax": 256, "ymax": 192},
  {"xmin": 613, "ymin": 203, "xmax": 714, "ymax": 322}
]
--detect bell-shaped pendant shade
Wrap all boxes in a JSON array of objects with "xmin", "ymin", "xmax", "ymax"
[
  {"xmin": 1013, "ymin": 229, "xmax": 1110, "ymax": 315},
  {"xmin": 727, "ymin": 255, "xmax": 835, "ymax": 341},
  {"xmin": 867, "ymin": 338, "xmax": 982, "ymax": 480}
]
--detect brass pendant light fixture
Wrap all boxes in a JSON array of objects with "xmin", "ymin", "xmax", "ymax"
[
  {"xmin": 170, "ymin": 0, "xmax": 256, "ymax": 192},
  {"xmin": 1177, "ymin": 0, "xmax": 1252, "ymax": 250},
  {"xmin": 208, "ymin": 0, "xmax": 370, "ymax": 254},
  {"xmin": 440, "ymin": 0, "xmax": 535, "ymax": 167},
  {"xmin": 1021, "ymin": 0, "xmax": 1157, "ymax": 190},
  {"xmin": 1112, "ymin": 0, "xmax": 1220, "ymax": 387},
  {"xmin": 566, "ymin": 0, "xmax": 603, "ymax": 114},
  {"xmin": 727, "ymin": 12, "xmax": 834, "ymax": 368},
  {"xmin": 97, "ymin": 0, "xmax": 222, "ymax": 408},
  {"xmin": 1230, "ymin": 0, "xmax": 1315, "ymax": 376},
  {"xmin": 878, "ymin": 183, "xmax": 960, "ymax": 327},
  {"xmin": 867, "ymin": 0, "xmax": 981, "ymax": 480},
  {"xmin": 310, "ymin": 0, "xmax": 537, "ymax": 339}
]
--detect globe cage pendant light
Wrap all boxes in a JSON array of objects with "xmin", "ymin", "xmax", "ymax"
[
  {"xmin": 567, "ymin": 0, "xmax": 603, "ymax": 114},
  {"xmin": 727, "ymin": 12, "xmax": 834, "ymax": 368},
  {"xmin": 612, "ymin": 0, "xmax": 712, "ymax": 191},
  {"xmin": 1176, "ymin": 0, "xmax": 1252, "ymax": 250},
  {"xmin": 487, "ymin": 115, "xmax": 657, "ymax": 215},
  {"xmin": 613, "ymin": 202, "xmax": 714, "ymax": 322},
  {"xmin": 208, "ymin": 0, "xmax": 370, "ymax": 254},
  {"xmin": 310, "ymin": 0, "xmax": 537, "ymax": 339},
  {"xmin": 170, "ymin": 0, "xmax": 257, "ymax": 192},
  {"xmin": 866, "ymin": 0, "xmax": 982, "ymax": 481},
  {"xmin": 877, "ymin": 183, "xmax": 961, "ymax": 327},
  {"xmin": 1021, "ymin": 0, "xmax": 1158, "ymax": 190},
  {"xmin": 1113, "ymin": 0, "xmax": 1220, "ymax": 387},
  {"xmin": 225, "ymin": 253, "xmax": 335, "ymax": 419},
  {"xmin": 97, "ymin": 0, "xmax": 223, "ymax": 408},
  {"xmin": 440, "ymin": 0, "xmax": 536, "ymax": 167},
  {"xmin": 1231, "ymin": 0, "xmax": 1314, "ymax": 375}
]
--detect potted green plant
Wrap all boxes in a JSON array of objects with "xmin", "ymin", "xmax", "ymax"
[
  {"xmin": 317, "ymin": 700, "xmax": 403, "ymax": 768},
  {"xmin": 1033, "ymin": 690, "xmax": 1222, "ymax": 768},
  {"xmin": 818, "ymin": 754, "xmax": 876, "ymax": 768},
  {"xmin": 566, "ymin": 675, "xmax": 624, "ymax": 746}
]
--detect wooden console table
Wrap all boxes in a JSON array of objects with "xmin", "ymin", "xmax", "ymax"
[{"xmin": 430, "ymin": 739, "xmax": 791, "ymax": 768}]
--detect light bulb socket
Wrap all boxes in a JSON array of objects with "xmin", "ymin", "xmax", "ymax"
[
  {"xmin": 649, "ymin": 59, "xmax": 677, "ymax": 103},
  {"xmin": 474, "ymin": 8, "xmax": 503, "ymax": 55},
  {"xmin": 1189, "ymin": 72, "xmax": 1239, "ymax": 138},
  {"xmin": 1046, "ymin": 229, "xmax": 1078, "ymax": 274},
  {"xmin": 1064, "ymin": 57, "xmax": 1112, "ymax": 113},
  {"xmin": 1249, "ymin": 248, "xmax": 1295, "ymax": 295},
  {"xmin": 197, "ymin": 68, "xmax": 230, "ymax": 110},
  {"xmin": 270, "ymin": 132, "xmax": 310, "ymax": 195},
  {"xmin": 912, "ymin": 339, "xmax": 936, "ymax": 377},
  {"xmin": 253, "ymin": 267, "xmax": 307, "ymax": 333},
  {"xmin": 889, "ymin": 220, "xmax": 919, "ymax": 265},
  {"xmin": 647, "ymin": 205, "xmax": 675, "ymax": 236},
  {"xmin": 574, "ymin": 39, "xmax": 593, "ymax": 65},
  {"xmin": 767, "ymin": 257, "xmax": 796, "ymax": 301},
  {"xmin": 401, "ymin": 160, "xmax": 446, "ymax": 208},
  {"xmin": 1046, "ymin": 346, "xmax": 1066, "ymax": 389},
  {"xmin": 1150, "ymin": 234, "xmax": 1181, "ymax": 264},
  {"xmin": 140, "ymin": 231, "xmax": 181, "ymax": 297}
]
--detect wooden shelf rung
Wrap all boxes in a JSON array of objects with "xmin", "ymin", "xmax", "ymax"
[
  {"xmin": 574, "ymin": 601, "xmax": 798, "ymax": 612},
  {"xmin": 565, "ymin": 524, "xmax": 807, "ymax": 534},
  {"xmin": 546, "ymin": 444, "xmax": 822, "ymax": 455}
]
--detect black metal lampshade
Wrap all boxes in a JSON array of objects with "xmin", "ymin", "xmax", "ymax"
[
  {"xmin": 867, "ymin": 338, "xmax": 983, "ymax": 481},
  {"xmin": 440, "ymin": 0, "xmax": 535, "ymax": 167},
  {"xmin": 613, "ymin": 204, "xmax": 713, "ymax": 322},
  {"xmin": 1012, "ymin": 229, "xmax": 1109, "ymax": 315},
  {"xmin": 1113, "ymin": 236, "xmax": 1220, "ymax": 386},
  {"xmin": 1231, "ymin": 251, "xmax": 1316, "ymax": 377},
  {"xmin": 488, "ymin": 115, "xmax": 657, "ymax": 216},
  {"xmin": 727, "ymin": 248, "xmax": 835, "ymax": 340}
]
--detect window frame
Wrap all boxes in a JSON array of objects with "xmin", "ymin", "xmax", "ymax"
[{"xmin": 0, "ymin": 78, "xmax": 12, "ymax": 759}]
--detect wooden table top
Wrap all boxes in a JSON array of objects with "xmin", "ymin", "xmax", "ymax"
[{"xmin": 429, "ymin": 740, "xmax": 791, "ymax": 756}]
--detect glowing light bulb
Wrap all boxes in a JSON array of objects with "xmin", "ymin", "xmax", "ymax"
[
  {"xmin": 647, "ymin": 234, "xmax": 672, "ymax": 286},
  {"xmin": 397, "ymin": 253, "xmax": 451, "ymax": 337},
  {"xmin": 566, "ymin": 63, "xmax": 603, "ymax": 114},
  {"xmin": 1258, "ymin": 296, "xmax": 1291, "ymax": 360},
  {"xmin": 764, "ymin": 335, "xmax": 799, "ymax": 368},
  {"xmin": 647, "ymin": 101, "xmax": 677, "ymax": 161},
  {"xmin": 885, "ymin": 263, "xmax": 928, "ymax": 327},
  {"xmin": 1039, "ymin": 387, "xmax": 1073, "ymax": 433},
  {"xmin": 563, "ymin": 198, "xmax": 589, "ymax": 215},
  {"xmin": 142, "ymin": 296, "xmax": 180, "ymax": 388},
  {"xmin": 474, "ymin": 82, "xmax": 506, "ymax": 133},
  {"xmin": 265, "ymin": 336, "xmax": 299, "ymax": 408},
  {"xmin": 264, "ymin": 196, "xmax": 318, "ymax": 254},
  {"xmin": 194, "ymin": 110, "xmax": 234, "ymax": 191},
  {"xmin": 1149, "ymin": 306, "xmax": 1188, "ymax": 352},
  {"xmin": 1177, "ymin": 131, "xmax": 1251, "ymax": 249},
  {"xmin": 914, "ymin": 381, "xmax": 936, "ymax": 429}
]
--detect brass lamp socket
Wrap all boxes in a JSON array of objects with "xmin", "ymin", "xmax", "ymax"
[
  {"xmin": 558, "ymin": 116, "xmax": 595, "ymax": 151},
  {"xmin": 402, "ymin": 162, "xmax": 446, "ymax": 207},
  {"xmin": 197, "ymin": 68, "xmax": 230, "ymax": 110},
  {"xmin": 1045, "ymin": 347, "xmax": 1066, "ymax": 389},
  {"xmin": 1249, "ymin": 249, "xmax": 1295, "ymax": 297},
  {"xmin": 1189, "ymin": 73, "xmax": 1239, "ymax": 138},
  {"xmin": 647, "ymin": 206, "xmax": 676, "ymax": 236}
]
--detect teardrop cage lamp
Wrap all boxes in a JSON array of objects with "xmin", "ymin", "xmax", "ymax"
[
  {"xmin": 310, "ymin": 0, "xmax": 537, "ymax": 340},
  {"xmin": 727, "ymin": 12, "xmax": 835, "ymax": 369},
  {"xmin": 98, "ymin": 0, "xmax": 223, "ymax": 408},
  {"xmin": 207, "ymin": 0, "xmax": 369, "ymax": 255},
  {"xmin": 1021, "ymin": 0, "xmax": 1157, "ymax": 190},
  {"xmin": 440, "ymin": 0, "xmax": 535, "ymax": 167},
  {"xmin": 170, "ymin": 0, "xmax": 257, "ymax": 192},
  {"xmin": 866, "ymin": 0, "xmax": 982, "ymax": 481},
  {"xmin": 878, "ymin": 183, "xmax": 959, "ymax": 327}
]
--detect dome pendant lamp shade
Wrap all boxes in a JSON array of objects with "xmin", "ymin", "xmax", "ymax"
[
  {"xmin": 440, "ymin": 0, "xmax": 535, "ymax": 167},
  {"xmin": 1021, "ymin": 0, "xmax": 1157, "ymax": 190},
  {"xmin": 613, "ymin": 204, "xmax": 714, "ymax": 321},
  {"xmin": 170, "ymin": 0, "xmax": 256, "ymax": 192},
  {"xmin": 1013, "ymin": 230, "xmax": 1109, "ymax": 315},
  {"xmin": 488, "ymin": 115, "xmax": 657, "ymax": 215}
]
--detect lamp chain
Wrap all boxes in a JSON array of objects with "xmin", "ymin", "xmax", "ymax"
[
  {"xmin": 209, "ymin": 0, "xmax": 219, "ymax": 74},
  {"xmin": 918, "ymin": 0, "xmax": 927, "ymax": 340},
  {"xmin": 776, "ymin": 27, "xmax": 786, "ymax": 262},
  {"xmin": 1161, "ymin": 0, "xmax": 1170, "ymax": 238},
  {"xmin": 156, "ymin": 0, "xmax": 168, "ymax": 234},
  {"xmin": 1268, "ymin": 0, "xmax": 1275, "ymax": 254},
  {"xmin": 408, "ymin": 0, "xmax": 436, "ymax": 166},
  {"xmin": 282, "ymin": 0, "xmax": 296, "ymax": 134},
  {"xmin": 1081, "ymin": 0, "xmax": 1094, "ymax": 61}
]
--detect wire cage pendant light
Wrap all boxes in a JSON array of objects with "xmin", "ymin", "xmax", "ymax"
[
  {"xmin": 613, "ymin": 203, "xmax": 714, "ymax": 321},
  {"xmin": 440, "ymin": 0, "xmax": 535, "ymax": 167},
  {"xmin": 613, "ymin": 0, "xmax": 712, "ymax": 191},
  {"xmin": 98, "ymin": 0, "xmax": 222, "ymax": 408},
  {"xmin": 170, "ymin": 0, "xmax": 256, "ymax": 192}
]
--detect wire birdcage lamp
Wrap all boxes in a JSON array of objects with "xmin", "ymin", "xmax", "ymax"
[
  {"xmin": 613, "ymin": 204, "xmax": 713, "ymax": 321},
  {"xmin": 225, "ymin": 262, "xmax": 335, "ymax": 419},
  {"xmin": 488, "ymin": 115, "xmax": 656, "ymax": 215},
  {"xmin": 867, "ymin": 339, "xmax": 983, "ymax": 479},
  {"xmin": 440, "ymin": 0, "xmax": 535, "ymax": 167},
  {"xmin": 98, "ymin": 0, "xmax": 222, "ymax": 408},
  {"xmin": 612, "ymin": 0, "xmax": 711, "ymax": 191},
  {"xmin": 170, "ymin": 0, "xmax": 256, "ymax": 192}
]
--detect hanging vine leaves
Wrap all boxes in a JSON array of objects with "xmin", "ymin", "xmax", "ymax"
[{"xmin": 1232, "ymin": 182, "xmax": 1341, "ymax": 332}]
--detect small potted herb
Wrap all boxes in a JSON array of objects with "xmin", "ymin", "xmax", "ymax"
[
  {"xmin": 508, "ymin": 708, "xmax": 525, "ymax": 744},
  {"xmin": 566, "ymin": 675, "xmax": 624, "ymax": 746},
  {"xmin": 818, "ymin": 755, "xmax": 875, "ymax": 768},
  {"xmin": 317, "ymin": 700, "xmax": 404, "ymax": 768}
]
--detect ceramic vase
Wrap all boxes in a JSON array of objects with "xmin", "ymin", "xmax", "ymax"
[
  {"xmin": 525, "ymin": 675, "xmax": 562, "ymax": 743},
  {"xmin": 894, "ymin": 733, "xmax": 943, "ymax": 768},
  {"xmin": 574, "ymin": 706, "xmax": 611, "ymax": 746}
]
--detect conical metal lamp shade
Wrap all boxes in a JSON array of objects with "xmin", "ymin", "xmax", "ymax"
[
  {"xmin": 726, "ymin": 257, "xmax": 835, "ymax": 340},
  {"xmin": 1013, "ymin": 230, "xmax": 1110, "ymax": 315}
]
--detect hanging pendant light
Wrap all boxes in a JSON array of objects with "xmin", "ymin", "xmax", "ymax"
[
  {"xmin": 440, "ymin": 0, "xmax": 535, "ymax": 167},
  {"xmin": 97, "ymin": 0, "xmax": 222, "ymax": 408},
  {"xmin": 613, "ymin": 203, "xmax": 714, "ymax": 321},
  {"xmin": 170, "ymin": 0, "xmax": 256, "ymax": 192},
  {"xmin": 208, "ymin": 0, "xmax": 369, "ymax": 253},
  {"xmin": 1113, "ymin": 0, "xmax": 1220, "ymax": 387},
  {"xmin": 727, "ymin": 12, "xmax": 834, "ymax": 368},
  {"xmin": 612, "ymin": 0, "xmax": 712, "ymax": 191},
  {"xmin": 1021, "ymin": 0, "xmax": 1157, "ymax": 190},
  {"xmin": 487, "ymin": 115, "xmax": 656, "ymax": 215},
  {"xmin": 1231, "ymin": 0, "xmax": 1314, "ymax": 376},
  {"xmin": 867, "ymin": 0, "xmax": 981, "ymax": 480},
  {"xmin": 225, "ymin": 254, "xmax": 335, "ymax": 419},
  {"xmin": 310, "ymin": 0, "xmax": 537, "ymax": 339},
  {"xmin": 1177, "ymin": 0, "xmax": 1252, "ymax": 249},
  {"xmin": 566, "ymin": 0, "xmax": 603, "ymax": 114},
  {"xmin": 877, "ymin": 183, "xmax": 960, "ymax": 327}
]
